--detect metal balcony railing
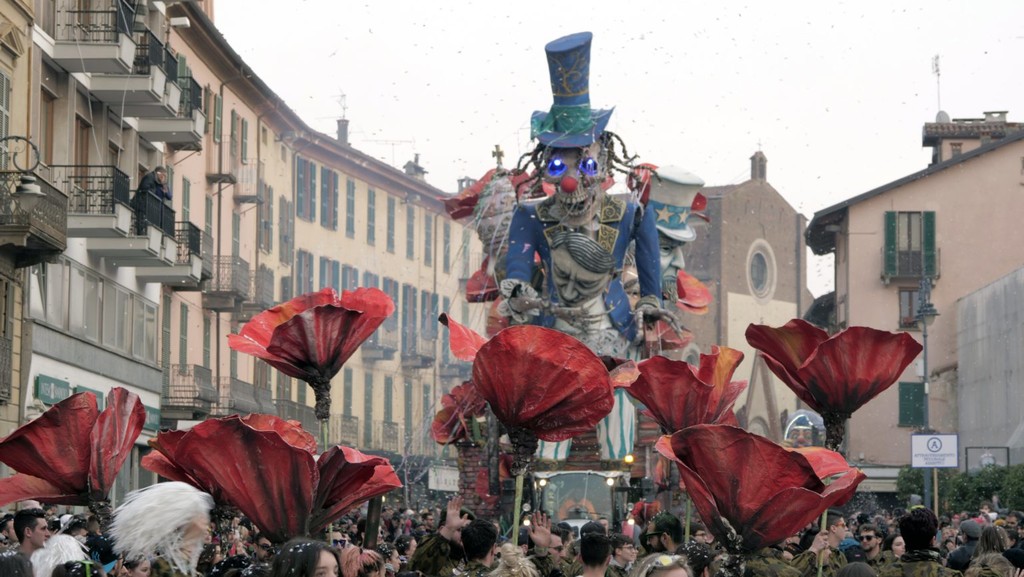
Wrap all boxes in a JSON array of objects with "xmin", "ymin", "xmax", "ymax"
[
  {"xmin": 332, "ymin": 414, "xmax": 360, "ymax": 447},
  {"xmin": 163, "ymin": 45, "xmax": 177, "ymax": 84},
  {"xmin": 216, "ymin": 376, "xmax": 258, "ymax": 415},
  {"xmin": 255, "ymin": 385, "xmax": 273, "ymax": 414},
  {"xmin": 174, "ymin": 222, "xmax": 212, "ymax": 265},
  {"xmin": 366, "ymin": 326, "xmax": 399, "ymax": 351},
  {"xmin": 131, "ymin": 191, "xmax": 175, "ymax": 236},
  {"xmin": 0, "ymin": 334, "xmax": 11, "ymax": 403},
  {"xmin": 53, "ymin": 165, "xmax": 130, "ymax": 216},
  {"xmin": 373, "ymin": 421, "xmax": 401, "ymax": 453},
  {"xmin": 276, "ymin": 399, "xmax": 317, "ymax": 432},
  {"xmin": 178, "ymin": 75, "xmax": 203, "ymax": 117},
  {"xmin": 247, "ymin": 264, "xmax": 275, "ymax": 309},
  {"xmin": 55, "ymin": 0, "xmax": 134, "ymax": 43},
  {"xmin": 206, "ymin": 256, "xmax": 251, "ymax": 297},
  {"xmin": 0, "ymin": 167, "xmax": 69, "ymax": 253},
  {"xmin": 165, "ymin": 364, "xmax": 217, "ymax": 413},
  {"xmin": 132, "ymin": 29, "xmax": 162, "ymax": 76},
  {"xmin": 881, "ymin": 248, "xmax": 941, "ymax": 281}
]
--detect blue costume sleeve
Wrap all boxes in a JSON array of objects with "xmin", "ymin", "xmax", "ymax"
[
  {"xmin": 504, "ymin": 205, "xmax": 538, "ymax": 285},
  {"xmin": 634, "ymin": 204, "xmax": 663, "ymax": 304}
]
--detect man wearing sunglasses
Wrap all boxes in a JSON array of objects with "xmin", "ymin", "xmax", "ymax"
[{"xmin": 853, "ymin": 524, "xmax": 885, "ymax": 568}]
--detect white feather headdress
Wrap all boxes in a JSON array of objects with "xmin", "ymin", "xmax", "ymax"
[
  {"xmin": 31, "ymin": 534, "xmax": 88, "ymax": 577},
  {"xmin": 108, "ymin": 482, "xmax": 214, "ymax": 576}
]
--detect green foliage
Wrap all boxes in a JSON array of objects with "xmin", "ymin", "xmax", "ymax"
[{"xmin": 894, "ymin": 465, "xmax": 1022, "ymax": 514}]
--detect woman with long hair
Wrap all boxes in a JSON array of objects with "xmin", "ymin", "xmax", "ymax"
[
  {"xmin": 974, "ymin": 526, "xmax": 1008, "ymax": 558},
  {"xmin": 340, "ymin": 546, "xmax": 385, "ymax": 577},
  {"xmin": 271, "ymin": 539, "xmax": 342, "ymax": 577}
]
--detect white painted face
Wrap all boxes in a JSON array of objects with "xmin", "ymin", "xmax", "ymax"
[
  {"xmin": 551, "ymin": 244, "xmax": 614, "ymax": 305},
  {"xmin": 658, "ymin": 232, "xmax": 686, "ymax": 298}
]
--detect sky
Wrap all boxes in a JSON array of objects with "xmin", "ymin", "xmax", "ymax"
[{"xmin": 213, "ymin": 0, "xmax": 1024, "ymax": 296}]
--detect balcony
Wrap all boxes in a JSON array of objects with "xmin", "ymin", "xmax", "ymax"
[
  {"xmin": 213, "ymin": 376, "xmax": 259, "ymax": 416},
  {"xmin": 0, "ymin": 334, "xmax": 11, "ymax": 403},
  {"xmin": 56, "ymin": 164, "xmax": 133, "ymax": 238},
  {"xmin": 881, "ymin": 248, "xmax": 941, "ymax": 284},
  {"xmin": 136, "ymin": 222, "xmax": 211, "ymax": 287},
  {"xmin": 92, "ymin": 30, "xmax": 179, "ymax": 117},
  {"xmin": 202, "ymin": 256, "xmax": 251, "ymax": 311},
  {"xmin": 400, "ymin": 330, "xmax": 436, "ymax": 369},
  {"xmin": 362, "ymin": 326, "xmax": 399, "ymax": 362},
  {"xmin": 331, "ymin": 414, "xmax": 360, "ymax": 447},
  {"xmin": 0, "ymin": 167, "xmax": 69, "ymax": 268},
  {"xmin": 276, "ymin": 399, "xmax": 318, "ymax": 433},
  {"xmin": 237, "ymin": 264, "xmax": 275, "ymax": 321},
  {"xmin": 88, "ymin": 190, "xmax": 176, "ymax": 266},
  {"xmin": 372, "ymin": 421, "xmax": 401, "ymax": 454},
  {"xmin": 439, "ymin": 360, "xmax": 473, "ymax": 382},
  {"xmin": 255, "ymin": 385, "xmax": 273, "ymax": 414},
  {"xmin": 137, "ymin": 75, "xmax": 206, "ymax": 149},
  {"xmin": 162, "ymin": 364, "xmax": 217, "ymax": 420},
  {"xmin": 52, "ymin": 0, "xmax": 137, "ymax": 74}
]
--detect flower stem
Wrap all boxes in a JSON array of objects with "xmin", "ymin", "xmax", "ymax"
[{"xmin": 511, "ymin": 472, "xmax": 524, "ymax": 547}]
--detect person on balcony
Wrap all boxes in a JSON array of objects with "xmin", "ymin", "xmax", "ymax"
[{"xmin": 134, "ymin": 165, "xmax": 171, "ymax": 234}]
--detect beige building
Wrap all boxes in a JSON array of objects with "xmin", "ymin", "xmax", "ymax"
[
  {"xmin": 682, "ymin": 152, "xmax": 813, "ymax": 442},
  {"xmin": 6, "ymin": 0, "xmax": 475, "ymax": 503},
  {"xmin": 807, "ymin": 111, "xmax": 1024, "ymax": 476}
]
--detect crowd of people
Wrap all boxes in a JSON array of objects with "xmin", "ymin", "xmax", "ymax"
[{"xmin": 4, "ymin": 490, "xmax": 1024, "ymax": 577}]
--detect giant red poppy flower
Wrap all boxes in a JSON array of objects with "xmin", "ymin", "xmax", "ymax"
[
  {"xmin": 142, "ymin": 414, "xmax": 400, "ymax": 542},
  {"xmin": 431, "ymin": 382, "xmax": 488, "ymax": 444},
  {"xmin": 439, "ymin": 314, "xmax": 631, "ymax": 473},
  {"xmin": 228, "ymin": 287, "xmax": 395, "ymax": 420},
  {"xmin": 676, "ymin": 270, "xmax": 712, "ymax": 314},
  {"xmin": 629, "ymin": 347, "xmax": 746, "ymax": 434},
  {"xmin": 0, "ymin": 388, "xmax": 145, "ymax": 522},
  {"xmin": 745, "ymin": 319, "xmax": 922, "ymax": 450},
  {"xmin": 656, "ymin": 424, "xmax": 865, "ymax": 554}
]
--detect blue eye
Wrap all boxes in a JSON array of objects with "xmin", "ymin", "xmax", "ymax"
[
  {"xmin": 579, "ymin": 157, "xmax": 599, "ymax": 177},
  {"xmin": 546, "ymin": 157, "xmax": 568, "ymax": 177}
]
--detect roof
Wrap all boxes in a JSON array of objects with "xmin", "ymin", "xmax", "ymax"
[{"xmin": 806, "ymin": 129, "xmax": 1024, "ymax": 255}]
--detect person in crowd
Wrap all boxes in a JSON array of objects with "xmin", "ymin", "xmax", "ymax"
[
  {"xmin": 950, "ymin": 520, "xmax": 983, "ymax": 571},
  {"xmin": 378, "ymin": 542, "xmax": 400, "ymax": 577},
  {"xmin": 395, "ymin": 535, "xmax": 417, "ymax": 571},
  {"xmin": 877, "ymin": 508, "xmax": 959, "ymax": 577},
  {"xmin": 579, "ymin": 533, "xmax": 611, "ymax": 577},
  {"xmin": 408, "ymin": 497, "xmax": 474, "ymax": 577},
  {"xmin": 853, "ymin": 524, "xmax": 888, "ymax": 568},
  {"xmin": 675, "ymin": 542, "xmax": 712, "ymax": 577},
  {"xmin": 52, "ymin": 560, "xmax": 110, "ymax": 577},
  {"xmin": 974, "ymin": 526, "xmax": 1008, "ymax": 559},
  {"xmin": 644, "ymin": 514, "xmax": 683, "ymax": 555},
  {"xmin": 199, "ymin": 543, "xmax": 226, "ymax": 576},
  {"xmin": 14, "ymin": 507, "xmax": 50, "ymax": 558},
  {"xmin": 609, "ymin": 534, "xmax": 638, "ymax": 577},
  {"xmin": 0, "ymin": 549, "xmax": 32, "ymax": 577},
  {"xmin": 836, "ymin": 562, "xmax": 877, "ymax": 577},
  {"xmin": 880, "ymin": 534, "xmax": 905, "ymax": 563},
  {"xmin": 341, "ymin": 546, "xmax": 384, "ymax": 577},
  {"xmin": 459, "ymin": 519, "xmax": 499, "ymax": 577},
  {"xmin": 965, "ymin": 553, "xmax": 1013, "ymax": 577},
  {"xmin": 254, "ymin": 533, "xmax": 276, "ymax": 565},
  {"xmin": 490, "ymin": 543, "xmax": 540, "ymax": 577},
  {"xmin": 123, "ymin": 556, "xmax": 153, "ymax": 577},
  {"xmin": 629, "ymin": 553, "xmax": 692, "ymax": 577},
  {"xmin": 792, "ymin": 510, "xmax": 848, "ymax": 577},
  {"xmin": 271, "ymin": 539, "xmax": 341, "ymax": 577},
  {"xmin": 0, "ymin": 513, "xmax": 16, "ymax": 550}
]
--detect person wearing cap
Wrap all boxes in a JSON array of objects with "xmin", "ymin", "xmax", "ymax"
[
  {"xmin": 877, "ymin": 508, "xmax": 960, "ymax": 577},
  {"xmin": 642, "ymin": 165, "xmax": 705, "ymax": 300},
  {"xmin": 643, "ymin": 513, "xmax": 683, "ymax": 555},
  {"xmin": 0, "ymin": 513, "xmax": 16, "ymax": 551},
  {"xmin": 948, "ymin": 519, "xmax": 982, "ymax": 572}
]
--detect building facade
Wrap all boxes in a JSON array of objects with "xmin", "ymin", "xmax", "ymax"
[{"xmin": 807, "ymin": 111, "xmax": 1024, "ymax": 478}]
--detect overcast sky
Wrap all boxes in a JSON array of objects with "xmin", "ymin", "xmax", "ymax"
[{"xmin": 214, "ymin": 0, "xmax": 1024, "ymax": 296}]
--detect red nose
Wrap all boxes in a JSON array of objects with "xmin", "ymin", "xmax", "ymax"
[{"xmin": 560, "ymin": 176, "xmax": 578, "ymax": 194}]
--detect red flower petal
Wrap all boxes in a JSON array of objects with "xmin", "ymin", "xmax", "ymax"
[
  {"xmin": 797, "ymin": 326, "xmax": 922, "ymax": 415},
  {"xmin": 676, "ymin": 270, "xmax": 712, "ymax": 312},
  {"xmin": 472, "ymin": 326, "xmax": 614, "ymax": 442},
  {"xmin": 241, "ymin": 414, "xmax": 318, "ymax": 455},
  {"xmin": 0, "ymin": 474, "xmax": 83, "ymax": 507},
  {"xmin": 143, "ymin": 416, "xmax": 317, "ymax": 543},
  {"xmin": 439, "ymin": 313, "xmax": 488, "ymax": 362},
  {"xmin": 656, "ymin": 425, "xmax": 864, "ymax": 552},
  {"xmin": 431, "ymin": 405, "xmax": 464, "ymax": 444},
  {"xmin": 89, "ymin": 388, "xmax": 146, "ymax": 499},
  {"xmin": 0, "ymin": 392, "xmax": 99, "ymax": 494},
  {"xmin": 790, "ymin": 447, "xmax": 851, "ymax": 480},
  {"xmin": 311, "ymin": 446, "xmax": 401, "ymax": 534},
  {"xmin": 745, "ymin": 320, "xmax": 830, "ymax": 409}
]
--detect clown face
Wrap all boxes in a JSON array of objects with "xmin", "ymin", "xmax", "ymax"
[{"xmin": 542, "ymin": 142, "xmax": 605, "ymax": 228}]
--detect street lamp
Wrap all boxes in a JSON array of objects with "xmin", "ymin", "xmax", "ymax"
[
  {"xmin": 1, "ymin": 135, "xmax": 45, "ymax": 212},
  {"xmin": 917, "ymin": 276, "xmax": 939, "ymax": 510}
]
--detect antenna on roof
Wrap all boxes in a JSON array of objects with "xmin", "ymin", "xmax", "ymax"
[
  {"xmin": 336, "ymin": 91, "xmax": 348, "ymax": 119},
  {"xmin": 932, "ymin": 55, "xmax": 942, "ymax": 113}
]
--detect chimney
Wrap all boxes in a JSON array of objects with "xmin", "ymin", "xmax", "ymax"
[
  {"xmin": 403, "ymin": 153, "xmax": 428, "ymax": 181},
  {"xmin": 750, "ymin": 151, "xmax": 767, "ymax": 181},
  {"xmin": 336, "ymin": 118, "xmax": 349, "ymax": 146}
]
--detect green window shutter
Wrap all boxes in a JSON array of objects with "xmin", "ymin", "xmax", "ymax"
[
  {"xmin": 241, "ymin": 118, "xmax": 248, "ymax": 163},
  {"xmin": 898, "ymin": 381, "xmax": 925, "ymax": 427},
  {"xmin": 364, "ymin": 372, "xmax": 374, "ymax": 442},
  {"xmin": 343, "ymin": 368, "xmax": 353, "ymax": 416},
  {"xmin": 884, "ymin": 211, "xmax": 897, "ymax": 276},
  {"xmin": 178, "ymin": 303, "xmax": 188, "ymax": 366},
  {"xmin": 923, "ymin": 211, "xmax": 937, "ymax": 277},
  {"xmin": 177, "ymin": 54, "xmax": 188, "ymax": 78},
  {"xmin": 213, "ymin": 94, "xmax": 222, "ymax": 143}
]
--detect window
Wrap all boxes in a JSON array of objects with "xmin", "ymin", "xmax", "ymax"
[
  {"xmin": 898, "ymin": 382, "xmax": 925, "ymax": 427},
  {"xmin": 421, "ymin": 291, "xmax": 438, "ymax": 340},
  {"xmin": 229, "ymin": 110, "xmax": 238, "ymax": 158},
  {"xmin": 296, "ymin": 250, "xmax": 314, "ymax": 294},
  {"xmin": 258, "ymin": 184, "xmax": 274, "ymax": 253},
  {"xmin": 406, "ymin": 205, "xmax": 416, "ymax": 260},
  {"xmin": 367, "ymin": 188, "xmax": 376, "ymax": 245},
  {"xmin": 404, "ymin": 381, "xmax": 414, "ymax": 441},
  {"xmin": 296, "ymin": 158, "xmax": 317, "ymax": 222},
  {"xmin": 424, "ymin": 213, "xmax": 433, "ymax": 266},
  {"xmin": 884, "ymin": 211, "xmax": 936, "ymax": 278},
  {"xmin": 342, "ymin": 368, "xmax": 353, "ymax": 416},
  {"xmin": 899, "ymin": 288, "xmax": 920, "ymax": 329},
  {"xmin": 231, "ymin": 211, "xmax": 240, "ymax": 257},
  {"xmin": 401, "ymin": 284, "xmax": 417, "ymax": 353},
  {"xmin": 382, "ymin": 278, "xmax": 399, "ymax": 331},
  {"xmin": 241, "ymin": 118, "xmax": 249, "ymax": 163},
  {"xmin": 422, "ymin": 383, "xmax": 432, "ymax": 428},
  {"xmin": 950, "ymin": 142, "xmax": 962, "ymax": 158},
  {"xmin": 205, "ymin": 194, "xmax": 213, "ymax": 237},
  {"xmin": 346, "ymin": 179, "xmax": 356, "ymax": 238},
  {"xmin": 179, "ymin": 303, "xmax": 188, "ymax": 366},
  {"xmin": 384, "ymin": 377, "xmax": 394, "ymax": 422},
  {"xmin": 181, "ymin": 178, "xmax": 191, "ymax": 224},
  {"xmin": 341, "ymin": 265, "xmax": 358, "ymax": 291},
  {"xmin": 442, "ymin": 297, "xmax": 451, "ymax": 364},
  {"xmin": 443, "ymin": 221, "xmax": 451, "ymax": 273},
  {"xmin": 279, "ymin": 197, "xmax": 294, "ymax": 265},
  {"xmin": 213, "ymin": 93, "xmax": 222, "ymax": 143},
  {"xmin": 386, "ymin": 196, "xmax": 396, "ymax": 253},
  {"xmin": 363, "ymin": 271, "xmax": 379, "ymax": 288},
  {"xmin": 319, "ymin": 257, "xmax": 330, "ymax": 290},
  {"xmin": 69, "ymin": 265, "xmax": 101, "ymax": 342},
  {"xmin": 132, "ymin": 298, "xmax": 157, "ymax": 363},
  {"xmin": 746, "ymin": 240, "xmax": 776, "ymax": 301},
  {"xmin": 296, "ymin": 376, "xmax": 305, "ymax": 404},
  {"xmin": 363, "ymin": 372, "xmax": 374, "ymax": 442},
  {"xmin": 320, "ymin": 167, "xmax": 334, "ymax": 229},
  {"xmin": 230, "ymin": 349, "xmax": 238, "ymax": 378}
]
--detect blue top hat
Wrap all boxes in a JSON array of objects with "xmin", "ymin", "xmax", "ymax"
[{"xmin": 530, "ymin": 32, "xmax": 614, "ymax": 148}]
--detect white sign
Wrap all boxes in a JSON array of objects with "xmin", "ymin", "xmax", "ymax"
[
  {"xmin": 911, "ymin": 434, "xmax": 959, "ymax": 468},
  {"xmin": 428, "ymin": 465, "xmax": 460, "ymax": 492}
]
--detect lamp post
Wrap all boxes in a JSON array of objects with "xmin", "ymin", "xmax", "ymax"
[
  {"xmin": 0, "ymin": 135, "xmax": 45, "ymax": 212},
  {"xmin": 917, "ymin": 276, "xmax": 939, "ymax": 510}
]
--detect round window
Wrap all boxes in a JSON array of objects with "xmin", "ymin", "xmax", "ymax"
[
  {"xmin": 750, "ymin": 252, "xmax": 768, "ymax": 294},
  {"xmin": 746, "ymin": 240, "xmax": 777, "ymax": 302}
]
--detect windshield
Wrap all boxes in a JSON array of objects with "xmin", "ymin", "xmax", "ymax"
[{"xmin": 540, "ymin": 473, "xmax": 613, "ymax": 523}]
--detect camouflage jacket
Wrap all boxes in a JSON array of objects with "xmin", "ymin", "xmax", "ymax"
[
  {"xmin": 457, "ymin": 560, "xmax": 492, "ymax": 577},
  {"xmin": 744, "ymin": 548, "xmax": 801, "ymax": 577},
  {"xmin": 409, "ymin": 533, "xmax": 466, "ymax": 577},
  {"xmin": 607, "ymin": 561, "xmax": 630, "ymax": 577},
  {"xmin": 150, "ymin": 557, "xmax": 189, "ymax": 577},
  {"xmin": 791, "ymin": 547, "xmax": 847, "ymax": 577},
  {"xmin": 877, "ymin": 549, "xmax": 962, "ymax": 577}
]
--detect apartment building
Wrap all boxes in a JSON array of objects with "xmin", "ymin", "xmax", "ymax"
[{"xmin": 7, "ymin": 0, "xmax": 476, "ymax": 501}]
